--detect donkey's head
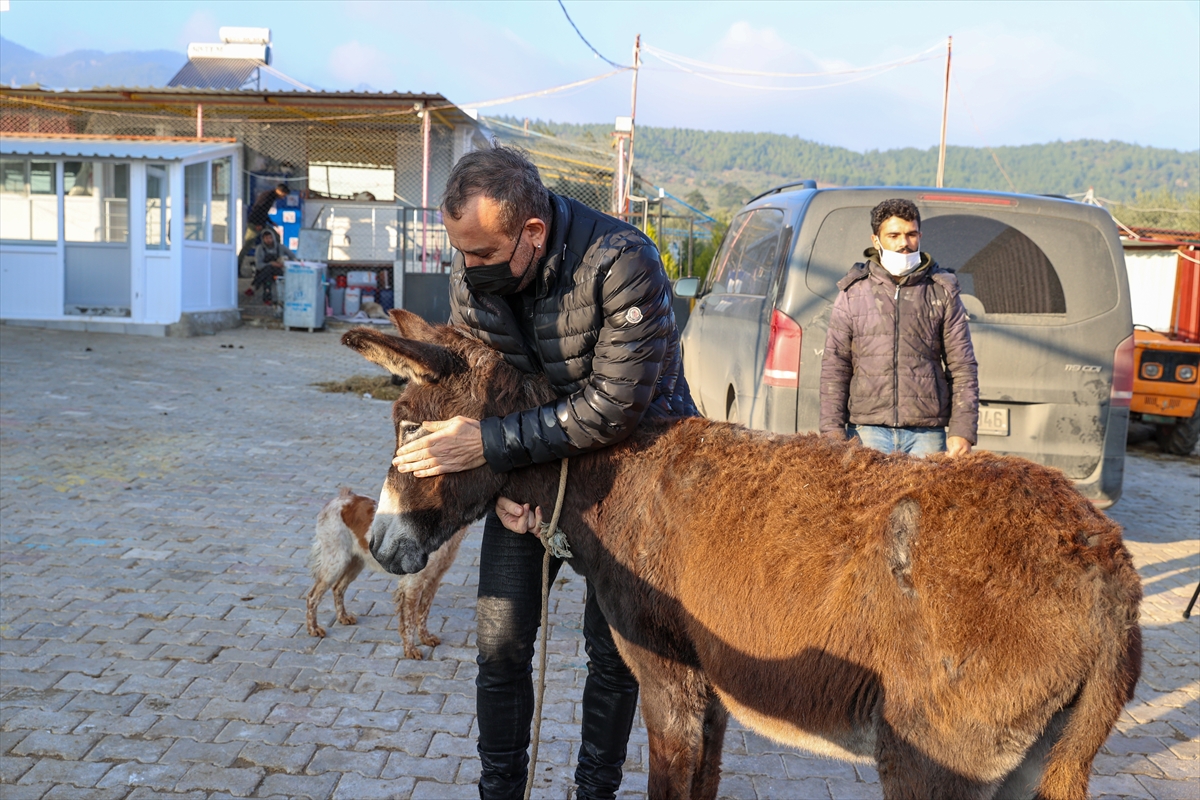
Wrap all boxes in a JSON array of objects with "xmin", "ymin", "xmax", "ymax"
[{"xmin": 341, "ymin": 309, "xmax": 552, "ymax": 574}]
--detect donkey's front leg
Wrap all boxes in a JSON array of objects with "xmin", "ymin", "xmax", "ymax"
[{"xmin": 611, "ymin": 631, "xmax": 714, "ymax": 800}]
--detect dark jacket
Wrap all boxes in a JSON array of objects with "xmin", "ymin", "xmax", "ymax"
[
  {"xmin": 247, "ymin": 190, "xmax": 281, "ymax": 228},
  {"xmin": 819, "ymin": 249, "xmax": 979, "ymax": 443},
  {"xmin": 450, "ymin": 193, "xmax": 697, "ymax": 472}
]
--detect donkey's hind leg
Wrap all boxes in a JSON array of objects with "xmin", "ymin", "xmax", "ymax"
[
  {"xmin": 876, "ymin": 722, "xmax": 997, "ymax": 800},
  {"xmin": 690, "ymin": 690, "xmax": 729, "ymax": 800},
  {"xmin": 611, "ymin": 630, "xmax": 712, "ymax": 800}
]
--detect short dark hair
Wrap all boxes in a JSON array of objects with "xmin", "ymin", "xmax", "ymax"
[
  {"xmin": 442, "ymin": 145, "xmax": 551, "ymax": 238},
  {"xmin": 870, "ymin": 198, "xmax": 920, "ymax": 235},
  {"xmin": 275, "ymin": 183, "xmax": 289, "ymax": 194}
]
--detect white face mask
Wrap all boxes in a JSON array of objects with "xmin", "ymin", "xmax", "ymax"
[{"xmin": 877, "ymin": 245, "xmax": 921, "ymax": 277}]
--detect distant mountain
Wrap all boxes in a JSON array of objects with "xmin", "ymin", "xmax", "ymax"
[
  {"xmin": 0, "ymin": 37, "xmax": 185, "ymax": 89},
  {"xmin": 500, "ymin": 117, "xmax": 1199, "ymax": 207}
]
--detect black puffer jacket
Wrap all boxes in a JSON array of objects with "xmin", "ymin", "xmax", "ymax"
[{"xmin": 450, "ymin": 193, "xmax": 696, "ymax": 472}]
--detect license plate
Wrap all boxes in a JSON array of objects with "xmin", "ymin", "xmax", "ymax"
[{"xmin": 978, "ymin": 406, "xmax": 1010, "ymax": 436}]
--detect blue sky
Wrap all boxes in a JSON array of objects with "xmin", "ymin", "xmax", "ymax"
[{"xmin": 3, "ymin": 0, "xmax": 1198, "ymax": 152}]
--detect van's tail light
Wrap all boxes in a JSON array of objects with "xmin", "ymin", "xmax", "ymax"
[
  {"xmin": 763, "ymin": 309, "xmax": 803, "ymax": 388},
  {"xmin": 1111, "ymin": 334, "xmax": 1134, "ymax": 407}
]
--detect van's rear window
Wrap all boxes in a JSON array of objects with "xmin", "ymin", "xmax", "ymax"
[
  {"xmin": 803, "ymin": 205, "xmax": 1118, "ymax": 322},
  {"xmin": 922, "ymin": 215, "xmax": 1064, "ymax": 314}
]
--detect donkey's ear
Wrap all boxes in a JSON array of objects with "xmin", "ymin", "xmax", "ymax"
[
  {"xmin": 388, "ymin": 309, "xmax": 438, "ymax": 341},
  {"xmin": 341, "ymin": 327, "xmax": 463, "ymax": 383}
]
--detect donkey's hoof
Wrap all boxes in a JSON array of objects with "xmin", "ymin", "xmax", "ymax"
[
  {"xmin": 403, "ymin": 645, "xmax": 425, "ymax": 660},
  {"xmin": 419, "ymin": 632, "xmax": 441, "ymax": 647},
  {"xmin": 336, "ymin": 613, "xmax": 357, "ymax": 626},
  {"xmin": 308, "ymin": 623, "xmax": 327, "ymax": 638}
]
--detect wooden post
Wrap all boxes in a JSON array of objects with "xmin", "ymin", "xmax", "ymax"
[
  {"xmin": 688, "ymin": 217, "xmax": 694, "ymax": 278},
  {"xmin": 196, "ymin": 104, "xmax": 203, "ymax": 139},
  {"xmin": 421, "ymin": 104, "xmax": 431, "ymax": 272},
  {"xmin": 936, "ymin": 36, "xmax": 952, "ymax": 189},
  {"xmin": 626, "ymin": 35, "xmax": 641, "ymax": 201}
]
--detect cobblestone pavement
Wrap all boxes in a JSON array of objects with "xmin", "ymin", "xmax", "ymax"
[{"xmin": 1, "ymin": 324, "xmax": 1196, "ymax": 800}]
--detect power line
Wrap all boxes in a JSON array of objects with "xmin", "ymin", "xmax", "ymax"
[
  {"xmin": 642, "ymin": 40, "xmax": 946, "ymax": 79},
  {"xmin": 557, "ymin": 0, "xmax": 630, "ymax": 69},
  {"xmin": 642, "ymin": 43, "xmax": 945, "ymax": 92}
]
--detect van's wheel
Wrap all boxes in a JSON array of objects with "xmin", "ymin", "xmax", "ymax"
[{"xmin": 1156, "ymin": 408, "xmax": 1200, "ymax": 456}]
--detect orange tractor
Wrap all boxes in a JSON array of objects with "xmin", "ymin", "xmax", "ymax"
[{"xmin": 1125, "ymin": 233, "xmax": 1200, "ymax": 455}]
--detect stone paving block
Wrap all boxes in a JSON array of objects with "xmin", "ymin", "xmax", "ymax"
[
  {"xmin": 308, "ymin": 745, "xmax": 389, "ymax": 778},
  {"xmin": 412, "ymin": 778, "xmax": 486, "ymax": 798},
  {"xmin": 333, "ymin": 708, "xmax": 405, "ymax": 732},
  {"xmin": 1134, "ymin": 774, "xmax": 1200, "ymax": 799},
  {"xmin": 425, "ymin": 731, "xmax": 477, "ymax": 759},
  {"xmin": 827, "ymin": 776, "xmax": 884, "ymax": 800},
  {"xmin": 380, "ymin": 752, "xmax": 461, "ymax": 783},
  {"xmin": 352, "ymin": 728, "xmax": 435, "ymax": 756},
  {"xmin": 288, "ymin": 723, "xmax": 362, "ymax": 750},
  {"xmin": 238, "ymin": 742, "xmax": 318, "ymax": 773},
  {"xmin": 215, "ymin": 720, "xmax": 297, "ymax": 746},
  {"xmin": 11, "ymin": 731, "xmax": 101, "ymax": 761},
  {"xmin": 332, "ymin": 772, "xmax": 417, "ymax": 799},
  {"xmin": 60, "ymin": 691, "xmax": 143, "ymax": 716},
  {"xmin": 267, "ymin": 704, "xmax": 341, "ymax": 727},
  {"xmin": 0, "ymin": 754, "xmax": 36, "ymax": 784},
  {"xmin": 160, "ymin": 737, "xmax": 247, "ymax": 767},
  {"xmin": 175, "ymin": 762, "xmax": 266, "ymax": 795},
  {"xmin": 376, "ymin": 689, "xmax": 447, "ymax": 714},
  {"xmin": 254, "ymin": 771, "xmax": 340, "ymax": 800},
  {"xmin": 142, "ymin": 714, "xmax": 229, "ymax": 743},
  {"xmin": 40, "ymin": 785, "xmax": 129, "ymax": 800},
  {"xmin": 750, "ymin": 775, "xmax": 834, "ymax": 799},
  {"xmin": 400, "ymin": 712, "xmax": 474, "ymax": 737},
  {"xmin": 84, "ymin": 733, "xmax": 174, "ymax": 763},
  {"xmin": 0, "ymin": 783, "xmax": 51, "ymax": 800},
  {"xmin": 15, "ymin": 759, "xmax": 112, "ymax": 788},
  {"xmin": 1, "ymin": 710, "xmax": 88, "ymax": 735}
]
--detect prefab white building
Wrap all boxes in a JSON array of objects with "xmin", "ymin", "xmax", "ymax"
[{"xmin": 1, "ymin": 134, "xmax": 242, "ymax": 336}]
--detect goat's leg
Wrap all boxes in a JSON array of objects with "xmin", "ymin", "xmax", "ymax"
[
  {"xmin": 331, "ymin": 558, "xmax": 365, "ymax": 627},
  {"xmin": 393, "ymin": 576, "xmax": 423, "ymax": 660},
  {"xmin": 416, "ymin": 527, "xmax": 466, "ymax": 647},
  {"xmin": 689, "ymin": 690, "xmax": 728, "ymax": 800},
  {"xmin": 415, "ymin": 569, "xmax": 443, "ymax": 648},
  {"xmin": 305, "ymin": 579, "xmax": 330, "ymax": 638}
]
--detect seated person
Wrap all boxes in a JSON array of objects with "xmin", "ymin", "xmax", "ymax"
[{"xmin": 248, "ymin": 229, "xmax": 296, "ymax": 303}]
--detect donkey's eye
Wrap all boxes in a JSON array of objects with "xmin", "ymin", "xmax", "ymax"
[{"xmin": 400, "ymin": 422, "xmax": 423, "ymax": 439}]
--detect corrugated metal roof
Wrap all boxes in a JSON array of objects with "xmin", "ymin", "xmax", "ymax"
[
  {"xmin": 3, "ymin": 86, "xmax": 448, "ymax": 102},
  {"xmin": 0, "ymin": 135, "xmax": 240, "ymax": 160},
  {"xmin": 168, "ymin": 58, "xmax": 261, "ymax": 91}
]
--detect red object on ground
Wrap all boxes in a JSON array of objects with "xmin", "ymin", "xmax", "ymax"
[{"xmin": 336, "ymin": 274, "xmax": 347, "ymax": 288}]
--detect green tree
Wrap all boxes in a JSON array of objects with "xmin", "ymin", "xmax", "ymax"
[
  {"xmin": 684, "ymin": 189, "xmax": 710, "ymax": 213},
  {"xmin": 716, "ymin": 183, "xmax": 751, "ymax": 209}
]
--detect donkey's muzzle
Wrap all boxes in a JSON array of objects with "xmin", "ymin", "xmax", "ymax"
[{"xmin": 369, "ymin": 514, "xmax": 430, "ymax": 575}]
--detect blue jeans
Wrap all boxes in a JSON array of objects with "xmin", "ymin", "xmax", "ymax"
[{"xmin": 850, "ymin": 425, "xmax": 946, "ymax": 456}]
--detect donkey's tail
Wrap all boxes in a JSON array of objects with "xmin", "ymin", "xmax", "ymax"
[{"xmin": 1036, "ymin": 582, "xmax": 1143, "ymax": 800}]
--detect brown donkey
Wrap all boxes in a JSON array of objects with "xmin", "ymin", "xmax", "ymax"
[{"xmin": 343, "ymin": 310, "xmax": 1142, "ymax": 800}]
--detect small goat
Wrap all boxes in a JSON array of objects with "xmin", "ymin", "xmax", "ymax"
[{"xmin": 305, "ymin": 487, "xmax": 466, "ymax": 659}]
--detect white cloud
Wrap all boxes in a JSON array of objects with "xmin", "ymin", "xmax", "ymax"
[{"xmin": 327, "ymin": 41, "xmax": 394, "ymax": 89}]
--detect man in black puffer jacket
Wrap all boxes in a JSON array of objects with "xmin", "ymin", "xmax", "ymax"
[{"xmin": 392, "ymin": 146, "xmax": 696, "ymax": 800}]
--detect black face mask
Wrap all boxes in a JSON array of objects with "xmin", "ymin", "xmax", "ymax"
[{"xmin": 463, "ymin": 229, "xmax": 530, "ymax": 295}]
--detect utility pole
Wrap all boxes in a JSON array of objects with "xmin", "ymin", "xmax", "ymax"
[
  {"xmin": 936, "ymin": 36, "xmax": 952, "ymax": 189},
  {"xmin": 626, "ymin": 34, "xmax": 641, "ymax": 206}
]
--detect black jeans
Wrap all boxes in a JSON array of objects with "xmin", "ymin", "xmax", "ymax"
[{"xmin": 476, "ymin": 511, "xmax": 639, "ymax": 800}]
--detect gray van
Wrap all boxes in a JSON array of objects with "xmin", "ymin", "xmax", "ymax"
[{"xmin": 675, "ymin": 185, "xmax": 1134, "ymax": 507}]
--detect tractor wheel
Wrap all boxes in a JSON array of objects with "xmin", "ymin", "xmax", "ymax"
[{"xmin": 1156, "ymin": 408, "xmax": 1200, "ymax": 456}]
